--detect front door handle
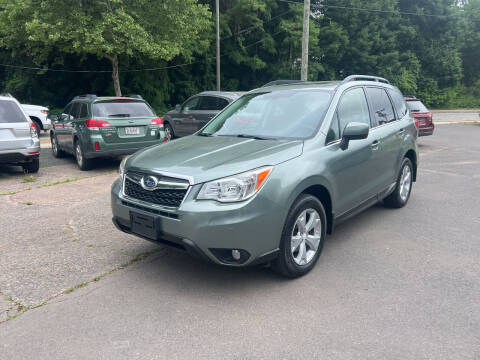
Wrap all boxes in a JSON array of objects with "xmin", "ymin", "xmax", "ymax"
[
  {"xmin": 371, "ymin": 140, "xmax": 380, "ymax": 150},
  {"xmin": 398, "ymin": 128, "xmax": 405, "ymax": 135}
]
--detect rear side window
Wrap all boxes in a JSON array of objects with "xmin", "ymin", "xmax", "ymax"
[
  {"xmin": 198, "ymin": 96, "xmax": 229, "ymax": 111},
  {"xmin": 388, "ymin": 89, "xmax": 408, "ymax": 119},
  {"xmin": 93, "ymin": 101, "xmax": 155, "ymax": 117},
  {"xmin": 365, "ymin": 87, "xmax": 396, "ymax": 126},
  {"xmin": 78, "ymin": 103, "xmax": 89, "ymax": 118},
  {"xmin": 406, "ymin": 100, "xmax": 429, "ymax": 113},
  {"xmin": 71, "ymin": 102, "xmax": 81, "ymax": 119},
  {"xmin": 0, "ymin": 100, "xmax": 28, "ymax": 123},
  {"xmin": 337, "ymin": 88, "xmax": 371, "ymax": 134}
]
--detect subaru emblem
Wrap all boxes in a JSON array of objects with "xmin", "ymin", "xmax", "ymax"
[{"xmin": 142, "ymin": 176, "xmax": 158, "ymax": 190}]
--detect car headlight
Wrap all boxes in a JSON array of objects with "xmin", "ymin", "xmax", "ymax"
[
  {"xmin": 119, "ymin": 155, "xmax": 130, "ymax": 179},
  {"xmin": 197, "ymin": 166, "xmax": 273, "ymax": 203}
]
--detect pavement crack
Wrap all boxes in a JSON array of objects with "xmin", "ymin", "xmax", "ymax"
[{"xmin": 0, "ymin": 246, "xmax": 164, "ymax": 324}]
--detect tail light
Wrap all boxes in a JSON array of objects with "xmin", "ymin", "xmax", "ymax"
[
  {"xmin": 151, "ymin": 117, "xmax": 163, "ymax": 125},
  {"xmin": 85, "ymin": 119, "xmax": 111, "ymax": 131},
  {"xmin": 414, "ymin": 118, "xmax": 419, "ymax": 130},
  {"xmin": 29, "ymin": 122, "xmax": 38, "ymax": 138}
]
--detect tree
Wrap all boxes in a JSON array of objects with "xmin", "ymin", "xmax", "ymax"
[{"xmin": 0, "ymin": 0, "xmax": 211, "ymax": 95}]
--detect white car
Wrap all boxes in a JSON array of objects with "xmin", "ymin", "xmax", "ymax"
[{"xmin": 21, "ymin": 104, "xmax": 51, "ymax": 134}]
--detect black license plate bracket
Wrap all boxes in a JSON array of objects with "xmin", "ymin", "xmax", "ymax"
[{"xmin": 130, "ymin": 211, "xmax": 157, "ymax": 240}]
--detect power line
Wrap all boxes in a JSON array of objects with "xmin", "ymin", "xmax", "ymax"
[
  {"xmin": 278, "ymin": 0, "xmax": 480, "ymax": 22},
  {"xmin": 0, "ymin": 27, "xmax": 293, "ymax": 74},
  {"xmin": 0, "ymin": 9, "xmax": 294, "ymax": 74}
]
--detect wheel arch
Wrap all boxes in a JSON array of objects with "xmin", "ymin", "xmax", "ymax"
[
  {"xmin": 287, "ymin": 178, "xmax": 335, "ymax": 235},
  {"xmin": 29, "ymin": 116, "xmax": 43, "ymax": 130},
  {"xmin": 404, "ymin": 149, "xmax": 417, "ymax": 181}
]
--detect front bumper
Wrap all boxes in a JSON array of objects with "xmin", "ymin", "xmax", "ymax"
[{"xmin": 111, "ymin": 178, "xmax": 283, "ymax": 266}]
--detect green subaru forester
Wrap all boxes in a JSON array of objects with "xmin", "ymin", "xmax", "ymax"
[
  {"xmin": 111, "ymin": 76, "xmax": 418, "ymax": 278},
  {"xmin": 51, "ymin": 95, "xmax": 166, "ymax": 170}
]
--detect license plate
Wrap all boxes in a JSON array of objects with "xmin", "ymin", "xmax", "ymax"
[
  {"xmin": 130, "ymin": 212, "xmax": 157, "ymax": 240},
  {"xmin": 125, "ymin": 127, "xmax": 140, "ymax": 135}
]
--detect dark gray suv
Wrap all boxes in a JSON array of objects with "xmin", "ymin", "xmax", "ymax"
[{"xmin": 162, "ymin": 91, "xmax": 243, "ymax": 140}]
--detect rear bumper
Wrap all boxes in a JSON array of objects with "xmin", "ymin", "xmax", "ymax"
[
  {"xmin": 85, "ymin": 147, "xmax": 145, "ymax": 159},
  {"xmin": 0, "ymin": 142, "xmax": 40, "ymax": 164},
  {"xmin": 419, "ymin": 124, "xmax": 434, "ymax": 136}
]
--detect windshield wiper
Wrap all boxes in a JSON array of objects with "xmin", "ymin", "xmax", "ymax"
[
  {"xmin": 235, "ymin": 134, "xmax": 270, "ymax": 140},
  {"xmin": 197, "ymin": 133, "xmax": 213, "ymax": 137},
  {"xmin": 108, "ymin": 113, "xmax": 130, "ymax": 117}
]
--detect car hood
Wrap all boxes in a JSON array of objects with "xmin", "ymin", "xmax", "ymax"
[{"xmin": 128, "ymin": 135, "xmax": 303, "ymax": 184}]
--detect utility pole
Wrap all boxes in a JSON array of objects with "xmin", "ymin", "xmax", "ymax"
[
  {"xmin": 216, "ymin": 0, "xmax": 221, "ymax": 91},
  {"xmin": 301, "ymin": 0, "xmax": 310, "ymax": 81}
]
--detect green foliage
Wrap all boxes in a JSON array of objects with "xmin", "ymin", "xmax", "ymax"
[{"xmin": 0, "ymin": 0, "xmax": 478, "ymax": 110}]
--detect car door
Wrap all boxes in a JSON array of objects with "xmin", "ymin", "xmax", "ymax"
[
  {"xmin": 365, "ymin": 87, "xmax": 402, "ymax": 191},
  {"xmin": 62, "ymin": 101, "xmax": 80, "ymax": 152},
  {"xmin": 56, "ymin": 103, "xmax": 72, "ymax": 148},
  {"xmin": 194, "ymin": 96, "xmax": 229, "ymax": 131},
  {"xmin": 171, "ymin": 96, "xmax": 201, "ymax": 137},
  {"xmin": 326, "ymin": 87, "xmax": 385, "ymax": 216}
]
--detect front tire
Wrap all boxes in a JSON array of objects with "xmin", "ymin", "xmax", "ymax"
[
  {"xmin": 51, "ymin": 134, "xmax": 65, "ymax": 158},
  {"xmin": 272, "ymin": 194, "xmax": 327, "ymax": 278},
  {"xmin": 384, "ymin": 158, "xmax": 413, "ymax": 208},
  {"xmin": 75, "ymin": 140, "xmax": 92, "ymax": 171},
  {"xmin": 22, "ymin": 158, "xmax": 39, "ymax": 173}
]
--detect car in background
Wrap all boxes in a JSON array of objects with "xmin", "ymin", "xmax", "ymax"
[
  {"xmin": 50, "ymin": 94, "xmax": 166, "ymax": 170},
  {"xmin": 21, "ymin": 104, "xmax": 50, "ymax": 135},
  {"xmin": 0, "ymin": 94, "xmax": 40, "ymax": 173},
  {"xmin": 111, "ymin": 75, "xmax": 418, "ymax": 278},
  {"xmin": 162, "ymin": 91, "xmax": 244, "ymax": 140},
  {"xmin": 405, "ymin": 96, "xmax": 434, "ymax": 136}
]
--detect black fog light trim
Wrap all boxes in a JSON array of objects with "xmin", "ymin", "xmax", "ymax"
[{"xmin": 209, "ymin": 248, "xmax": 250, "ymax": 265}]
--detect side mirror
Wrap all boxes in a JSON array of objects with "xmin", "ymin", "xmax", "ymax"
[
  {"xmin": 183, "ymin": 106, "xmax": 190, "ymax": 114},
  {"xmin": 49, "ymin": 114, "xmax": 59, "ymax": 122},
  {"xmin": 175, "ymin": 104, "xmax": 181, "ymax": 111},
  {"xmin": 340, "ymin": 122, "xmax": 369, "ymax": 150}
]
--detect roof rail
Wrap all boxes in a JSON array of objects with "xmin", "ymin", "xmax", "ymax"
[
  {"xmin": 73, "ymin": 94, "xmax": 97, "ymax": 100},
  {"xmin": 262, "ymin": 80, "xmax": 305, "ymax": 87},
  {"xmin": 0, "ymin": 92, "xmax": 13, "ymax": 98},
  {"xmin": 342, "ymin": 75, "xmax": 390, "ymax": 84},
  {"xmin": 127, "ymin": 94, "xmax": 143, "ymax": 99}
]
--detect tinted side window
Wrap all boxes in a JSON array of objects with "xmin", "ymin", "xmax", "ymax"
[
  {"xmin": 388, "ymin": 89, "xmax": 408, "ymax": 119},
  {"xmin": 198, "ymin": 96, "xmax": 218, "ymax": 111},
  {"xmin": 71, "ymin": 102, "xmax": 81, "ymax": 120},
  {"xmin": 326, "ymin": 112, "xmax": 340, "ymax": 144},
  {"xmin": 366, "ymin": 87, "xmax": 396, "ymax": 126},
  {"xmin": 216, "ymin": 98, "xmax": 229, "ymax": 110},
  {"xmin": 183, "ymin": 97, "xmax": 201, "ymax": 111},
  {"xmin": 62, "ymin": 103, "xmax": 72, "ymax": 120},
  {"xmin": 337, "ymin": 88, "xmax": 371, "ymax": 134},
  {"xmin": 78, "ymin": 103, "xmax": 89, "ymax": 118},
  {"xmin": 0, "ymin": 100, "xmax": 28, "ymax": 123}
]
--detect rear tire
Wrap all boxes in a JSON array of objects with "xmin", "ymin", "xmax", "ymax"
[
  {"xmin": 22, "ymin": 158, "xmax": 39, "ymax": 173},
  {"xmin": 272, "ymin": 194, "xmax": 327, "ymax": 278},
  {"xmin": 384, "ymin": 158, "xmax": 413, "ymax": 208},
  {"xmin": 75, "ymin": 140, "xmax": 92, "ymax": 171},
  {"xmin": 164, "ymin": 123, "xmax": 175, "ymax": 141}
]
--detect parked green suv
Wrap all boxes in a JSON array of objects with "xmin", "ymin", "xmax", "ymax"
[
  {"xmin": 51, "ymin": 95, "xmax": 165, "ymax": 170},
  {"xmin": 111, "ymin": 76, "xmax": 418, "ymax": 278}
]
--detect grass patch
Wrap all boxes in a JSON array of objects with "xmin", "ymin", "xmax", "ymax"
[
  {"xmin": 22, "ymin": 175, "xmax": 36, "ymax": 183},
  {"xmin": 0, "ymin": 191, "xmax": 16, "ymax": 196},
  {"xmin": 42, "ymin": 177, "xmax": 80, "ymax": 187},
  {"xmin": 25, "ymin": 201, "xmax": 33, "ymax": 206}
]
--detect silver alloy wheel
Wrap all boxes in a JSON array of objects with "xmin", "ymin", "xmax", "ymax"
[
  {"xmin": 76, "ymin": 143, "xmax": 83, "ymax": 166},
  {"xmin": 165, "ymin": 125, "xmax": 172, "ymax": 140},
  {"xmin": 399, "ymin": 164, "xmax": 412, "ymax": 202},
  {"xmin": 291, "ymin": 208, "xmax": 322, "ymax": 266},
  {"xmin": 51, "ymin": 136, "xmax": 57, "ymax": 155}
]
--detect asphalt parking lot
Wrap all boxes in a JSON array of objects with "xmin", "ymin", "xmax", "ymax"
[{"xmin": 0, "ymin": 120, "xmax": 479, "ymax": 359}]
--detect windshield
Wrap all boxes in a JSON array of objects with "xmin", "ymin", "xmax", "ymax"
[
  {"xmin": 199, "ymin": 90, "xmax": 333, "ymax": 139},
  {"xmin": 406, "ymin": 100, "xmax": 429, "ymax": 113},
  {"xmin": 93, "ymin": 101, "xmax": 155, "ymax": 118}
]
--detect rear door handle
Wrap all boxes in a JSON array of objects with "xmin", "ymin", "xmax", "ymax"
[
  {"xmin": 398, "ymin": 128, "xmax": 405, "ymax": 135},
  {"xmin": 371, "ymin": 140, "xmax": 380, "ymax": 150}
]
